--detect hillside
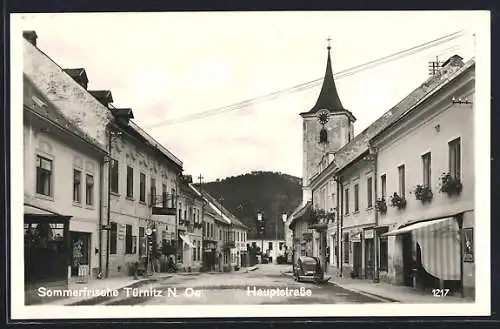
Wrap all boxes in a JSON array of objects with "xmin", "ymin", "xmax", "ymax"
[{"xmin": 200, "ymin": 171, "xmax": 302, "ymax": 239}]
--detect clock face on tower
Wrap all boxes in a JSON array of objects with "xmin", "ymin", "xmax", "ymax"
[{"xmin": 317, "ymin": 109, "xmax": 329, "ymax": 125}]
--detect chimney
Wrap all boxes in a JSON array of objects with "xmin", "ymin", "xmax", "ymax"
[
  {"xmin": 63, "ymin": 68, "xmax": 89, "ymax": 89},
  {"xmin": 441, "ymin": 55, "xmax": 464, "ymax": 68},
  {"xmin": 23, "ymin": 31, "xmax": 38, "ymax": 46},
  {"xmin": 89, "ymin": 90, "xmax": 113, "ymax": 108}
]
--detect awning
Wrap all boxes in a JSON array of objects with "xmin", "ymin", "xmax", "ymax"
[
  {"xmin": 384, "ymin": 217, "xmax": 460, "ymax": 281},
  {"xmin": 382, "ymin": 217, "xmax": 451, "ymax": 236},
  {"xmin": 179, "ymin": 234, "xmax": 195, "ymax": 248}
]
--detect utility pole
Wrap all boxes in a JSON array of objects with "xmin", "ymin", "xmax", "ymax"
[
  {"xmin": 428, "ymin": 56, "xmax": 443, "ymax": 76},
  {"xmin": 198, "ymin": 174, "xmax": 203, "ymax": 187}
]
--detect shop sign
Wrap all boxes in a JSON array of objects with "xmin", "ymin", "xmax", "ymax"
[
  {"xmin": 351, "ymin": 232, "xmax": 361, "ymax": 242},
  {"xmin": 463, "ymin": 228, "xmax": 474, "ymax": 262},
  {"xmin": 364, "ymin": 229, "xmax": 374, "ymax": 239}
]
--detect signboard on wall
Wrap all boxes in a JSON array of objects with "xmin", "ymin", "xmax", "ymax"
[
  {"xmin": 463, "ymin": 228, "xmax": 473, "ymax": 262},
  {"xmin": 364, "ymin": 229, "xmax": 374, "ymax": 239}
]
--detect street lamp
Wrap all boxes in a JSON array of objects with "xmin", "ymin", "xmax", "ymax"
[{"xmin": 256, "ymin": 210, "xmax": 264, "ymax": 261}]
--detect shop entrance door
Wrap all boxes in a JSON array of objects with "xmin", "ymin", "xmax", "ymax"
[{"xmin": 70, "ymin": 231, "xmax": 90, "ymax": 277}]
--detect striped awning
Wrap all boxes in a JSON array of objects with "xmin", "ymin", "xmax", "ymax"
[{"xmin": 383, "ymin": 217, "xmax": 460, "ymax": 281}]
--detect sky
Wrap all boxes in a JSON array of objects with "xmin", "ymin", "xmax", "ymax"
[{"xmin": 17, "ymin": 11, "xmax": 483, "ymax": 182}]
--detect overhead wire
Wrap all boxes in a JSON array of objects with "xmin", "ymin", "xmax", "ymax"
[{"xmin": 143, "ymin": 30, "xmax": 466, "ymax": 128}]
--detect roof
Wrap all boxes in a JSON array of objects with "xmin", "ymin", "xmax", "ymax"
[
  {"xmin": 63, "ymin": 68, "xmax": 88, "ymax": 85},
  {"xmin": 128, "ymin": 121, "xmax": 183, "ymax": 169},
  {"xmin": 23, "ymin": 74, "xmax": 106, "ymax": 153},
  {"xmin": 190, "ymin": 185, "xmax": 247, "ymax": 229},
  {"xmin": 89, "ymin": 90, "xmax": 113, "ymax": 105},
  {"xmin": 288, "ymin": 201, "xmax": 312, "ymax": 229},
  {"xmin": 301, "ymin": 48, "xmax": 348, "ymax": 115},
  {"xmin": 372, "ymin": 58, "xmax": 475, "ymax": 144},
  {"xmin": 331, "ymin": 54, "xmax": 468, "ymax": 174}
]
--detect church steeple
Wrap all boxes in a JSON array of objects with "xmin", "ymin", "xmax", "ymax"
[{"xmin": 306, "ymin": 39, "xmax": 345, "ymax": 114}]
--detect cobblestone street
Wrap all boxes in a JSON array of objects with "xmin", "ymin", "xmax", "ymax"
[{"xmin": 82, "ymin": 265, "xmax": 386, "ymax": 305}]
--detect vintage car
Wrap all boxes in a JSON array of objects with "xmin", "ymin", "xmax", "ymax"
[{"xmin": 293, "ymin": 256, "xmax": 322, "ymax": 283}]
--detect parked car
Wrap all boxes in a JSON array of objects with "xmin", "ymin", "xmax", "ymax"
[{"xmin": 293, "ymin": 256, "xmax": 328, "ymax": 283}]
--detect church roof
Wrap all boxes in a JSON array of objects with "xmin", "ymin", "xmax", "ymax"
[{"xmin": 303, "ymin": 47, "xmax": 346, "ymax": 115}]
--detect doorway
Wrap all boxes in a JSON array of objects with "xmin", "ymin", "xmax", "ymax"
[
  {"xmin": 352, "ymin": 242, "xmax": 362, "ymax": 277},
  {"xmin": 402, "ymin": 232, "xmax": 414, "ymax": 286},
  {"xmin": 70, "ymin": 231, "xmax": 90, "ymax": 277},
  {"xmin": 364, "ymin": 238, "xmax": 375, "ymax": 280}
]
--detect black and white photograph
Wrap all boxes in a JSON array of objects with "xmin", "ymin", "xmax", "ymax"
[{"xmin": 10, "ymin": 11, "xmax": 490, "ymax": 319}]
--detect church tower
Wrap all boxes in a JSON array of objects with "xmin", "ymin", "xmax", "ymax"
[{"xmin": 300, "ymin": 41, "xmax": 356, "ymax": 202}]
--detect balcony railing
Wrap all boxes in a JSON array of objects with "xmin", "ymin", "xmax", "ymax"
[{"xmin": 148, "ymin": 192, "xmax": 177, "ymax": 209}]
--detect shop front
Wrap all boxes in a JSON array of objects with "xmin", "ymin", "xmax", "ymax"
[
  {"xmin": 24, "ymin": 204, "xmax": 71, "ymax": 305},
  {"xmin": 383, "ymin": 216, "xmax": 464, "ymax": 295}
]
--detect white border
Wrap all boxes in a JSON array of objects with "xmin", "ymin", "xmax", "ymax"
[{"xmin": 10, "ymin": 11, "xmax": 491, "ymax": 319}]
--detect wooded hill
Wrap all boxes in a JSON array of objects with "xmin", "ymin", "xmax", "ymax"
[{"xmin": 200, "ymin": 171, "xmax": 302, "ymax": 239}]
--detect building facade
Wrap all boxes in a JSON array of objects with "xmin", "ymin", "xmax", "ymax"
[
  {"xmin": 372, "ymin": 57, "xmax": 475, "ymax": 297},
  {"xmin": 23, "ymin": 73, "xmax": 107, "ymax": 304},
  {"xmin": 290, "ymin": 43, "xmax": 475, "ymax": 298},
  {"xmin": 23, "ymin": 31, "xmax": 184, "ymax": 279}
]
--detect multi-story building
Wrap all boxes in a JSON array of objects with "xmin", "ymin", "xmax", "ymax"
[
  {"xmin": 193, "ymin": 187, "xmax": 249, "ymax": 271},
  {"xmin": 200, "ymin": 199, "xmax": 218, "ymax": 271},
  {"xmin": 371, "ymin": 56, "xmax": 475, "ymax": 297},
  {"xmin": 23, "ymin": 31, "xmax": 184, "ymax": 279},
  {"xmin": 23, "ymin": 73, "xmax": 107, "ymax": 304},
  {"xmin": 175, "ymin": 178, "xmax": 204, "ymax": 272},
  {"xmin": 289, "ymin": 42, "xmax": 475, "ymax": 298},
  {"xmin": 247, "ymin": 239, "xmax": 287, "ymax": 263}
]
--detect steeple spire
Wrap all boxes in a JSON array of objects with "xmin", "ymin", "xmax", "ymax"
[{"xmin": 307, "ymin": 38, "xmax": 345, "ymax": 114}]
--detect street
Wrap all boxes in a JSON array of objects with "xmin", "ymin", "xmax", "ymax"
[{"xmin": 85, "ymin": 265, "xmax": 386, "ymax": 305}]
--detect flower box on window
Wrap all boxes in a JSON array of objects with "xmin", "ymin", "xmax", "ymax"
[
  {"xmin": 413, "ymin": 185, "xmax": 433, "ymax": 203},
  {"xmin": 375, "ymin": 198, "xmax": 387, "ymax": 214},
  {"xmin": 439, "ymin": 172, "xmax": 463, "ymax": 196},
  {"xmin": 390, "ymin": 193, "xmax": 406, "ymax": 210}
]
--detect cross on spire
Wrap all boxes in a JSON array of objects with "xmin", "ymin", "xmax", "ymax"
[{"xmin": 198, "ymin": 174, "xmax": 203, "ymax": 186}]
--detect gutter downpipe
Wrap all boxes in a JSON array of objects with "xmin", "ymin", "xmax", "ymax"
[
  {"xmin": 371, "ymin": 146, "xmax": 380, "ymax": 283},
  {"xmin": 98, "ymin": 154, "xmax": 105, "ymax": 277},
  {"xmin": 335, "ymin": 175, "xmax": 340, "ymax": 277},
  {"xmin": 338, "ymin": 175, "xmax": 344, "ymax": 278},
  {"xmin": 105, "ymin": 126, "xmax": 113, "ymax": 278}
]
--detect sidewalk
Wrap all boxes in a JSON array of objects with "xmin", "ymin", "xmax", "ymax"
[
  {"xmin": 42, "ymin": 273, "xmax": 173, "ymax": 306},
  {"xmin": 282, "ymin": 266, "xmax": 474, "ymax": 304}
]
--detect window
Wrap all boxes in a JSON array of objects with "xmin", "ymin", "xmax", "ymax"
[
  {"xmin": 449, "ymin": 138, "xmax": 461, "ymax": 178},
  {"xmin": 73, "ymin": 169, "xmax": 82, "ymax": 202},
  {"xmin": 367, "ymin": 177, "xmax": 373, "ymax": 208},
  {"xmin": 139, "ymin": 227, "xmax": 145, "ymax": 256},
  {"xmin": 193, "ymin": 241, "xmax": 197, "ymax": 261},
  {"xmin": 150, "ymin": 178, "xmax": 156, "ymax": 206},
  {"xmin": 269, "ymin": 241, "xmax": 273, "ymax": 250},
  {"xmin": 354, "ymin": 184, "xmax": 359, "ymax": 212},
  {"xmin": 178, "ymin": 202, "xmax": 182, "ymax": 219},
  {"xmin": 139, "ymin": 173, "xmax": 146, "ymax": 202},
  {"xmin": 381, "ymin": 174, "xmax": 387, "ymax": 199},
  {"xmin": 126, "ymin": 166, "xmax": 134, "ymax": 198},
  {"xmin": 422, "ymin": 152, "xmax": 431, "ymax": 187},
  {"xmin": 198, "ymin": 241, "xmax": 201, "ymax": 261},
  {"xmin": 162, "ymin": 184, "xmax": 167, "ymax": 208},
  {"xmin": 36, "ymin": 155, "xmax": 52, "ymax": 196},
  {"xmin": 398, "ymin": 165, "xmax": 405, "ymax": 197},
  {"xmin": 279, "ymin": 242, "xmax": 284, "ymax": 250},
  {"xmin": 110, "ymin": 159, "xmax": 119, "ymax": 194},
  {"xmin": 219, "ymin": 229, "xmax": 222, "ymax": 240},
  {"xmin": 343, "ymin": 233, "xmax": 349, "ymax": 264},
  {"xmin": 110, "ymin": 222, "xmax": 117, "ymax": 255},
  {"xmin": 85, "ymin": 174, "xmax": 94, "ymax": 206},
  {"xmin": 170, "ymin": 188, "xmax": 176, "ymax": 208},
  {"xmin": 344, "ymin": 189, "xmax": 349, "ymax": 214},
  {"xmin": 125, "ymin": 224, "xmax": 134, "ymax": 254}
]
